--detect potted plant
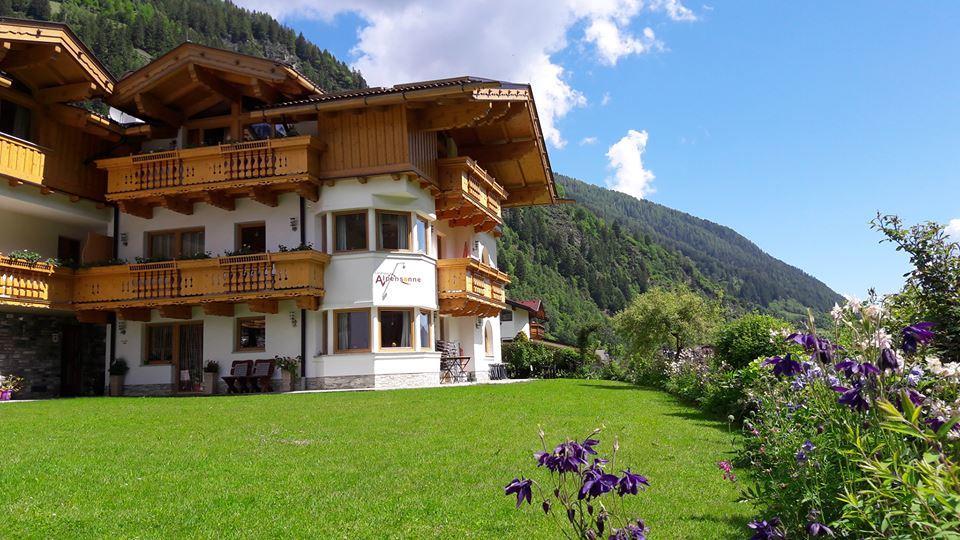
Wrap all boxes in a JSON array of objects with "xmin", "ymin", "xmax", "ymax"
[
  {"xmin": 202, "ymin": 361, "xmax": 220, "ymax": 395},
  {"xmin": 275, "ymin": 355, "xmax": 301, "ymax": 392},
  {"xmin": 0, "ymin": 374, "xmax": 24, "ymax": 401},
  {"xmin": 108, "ymin": 358, "xmax": 129, "ymax": 396}
]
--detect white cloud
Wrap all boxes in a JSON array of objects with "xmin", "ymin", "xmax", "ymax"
[
  {"xmin": 601, "ymin": 92, "xmax": 612, "ymax": 106},
  {"xmin": 650, "ymin": 0, "xmax": 698, "ymax": 21},
  {"xmin": 606, "ymin": 129, "xmax": 656, "ymax": 199},
  {"xmin": 234, "ymin": 0, "xmax": 694, "ymax": 148},
  {"xmin": 580, "ymin": 136, "xmax": 598, "ymax": 145},
  {"xmin": 945, "ymin": 219, "xmax": 960, "ymax": 241}
]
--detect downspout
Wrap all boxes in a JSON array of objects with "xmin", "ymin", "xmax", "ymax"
[
  {"xmin": 299, "ymin": 196, "xmax": 307, "ymax": 379},
  {"xmin": 108, "ymin": 205, "xmax": 120, "ymax": 391}
]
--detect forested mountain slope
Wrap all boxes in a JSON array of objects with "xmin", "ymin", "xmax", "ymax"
[
  {"xmin": 0, "ymin": 0, "xmax": 365, "ymax": 91},
  {"xmin": 499, "ymin": 176, "xmax": 840, "ymax": 343}
]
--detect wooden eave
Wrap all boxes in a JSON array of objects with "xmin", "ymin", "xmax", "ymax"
[
  {"xmin": 0, "ymin": 19, "xmax": 114, "ymax": 100},
  {"xmin": 108, "ymin": 43, "xmax": 321, "ymax": 123}
]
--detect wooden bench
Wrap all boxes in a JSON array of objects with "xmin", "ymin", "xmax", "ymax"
[
  {"xmin": 249, "ymin": 359, "xmax": 276, "ymax": 392},
  {"xmin": 222, "ymin": 360, "xmax": 253, "ymax": 394}
]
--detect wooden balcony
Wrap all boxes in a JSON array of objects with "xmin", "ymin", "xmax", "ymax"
[
  {"xmin": 0, "ymin": 132, "xmax": 46, "ymax": 186},
  {"xmin": 0, "ymin": 256, "xmax": 73, "ymax": 309},
  {"xmin": 97, "ymin": 135, "xmax": 323, "ymax": 218},
  {"xmin": 72, "ymin": 250, "xmax": 329, "ymax": 320},
  {"xmin": 436, "ymin": 157, "xmax": 508, "ymax": 234},
  {"xmin": 530, "ymin": 321, "xmax": 546, "ymax": 340},
  {"xmin": 437, "ymin": 257, "xmax": 510, "ymax": 317}
]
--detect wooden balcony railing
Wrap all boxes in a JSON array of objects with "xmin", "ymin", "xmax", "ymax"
[
  {"xmin": 437, "ymin": 257, "xmax": 510, "ymax": 317},
  {"xmin": 0, "ymin": 256, "xmax": 73, "ymax": 309},
  {"xmin": 72, "ymin": 250, "xmax": 329, "ymax": 313},
  {"xmin": 97, "ymin": 135, "xmax": 323, "ymax": 217},
  {"xmin": 436, "ymin": 157, "xmax": 508, "ymax": 234},
  {"xmin": 530, "ymin": 321, "xmax": 546, "ymax": 340},
  {"xmin": 0, "ymin": 132, "xmax": 46, "ymax": 186}
]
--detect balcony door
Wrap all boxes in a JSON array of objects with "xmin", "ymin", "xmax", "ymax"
[{"xmin": 176, "ymin": 323, "xmax": 204, "ymax": 393}]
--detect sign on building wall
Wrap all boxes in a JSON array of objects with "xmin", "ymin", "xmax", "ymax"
[{"xmin": 372, "ymin": 259, "xmax": 435, "ymax": 306}]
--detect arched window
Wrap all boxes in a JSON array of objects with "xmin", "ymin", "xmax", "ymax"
[{"xmin": 484, "ymin": 321, "xmax": 494, "ymax": 356}]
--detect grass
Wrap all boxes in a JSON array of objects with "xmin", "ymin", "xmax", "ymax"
[{"xmin": 0, "ymin": 379, "xmax": 751, "ymax": 538}]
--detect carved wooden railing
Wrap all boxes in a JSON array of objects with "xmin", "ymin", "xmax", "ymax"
[
  {"xmin": 0, "ymin": 256, "xmax": 72, "ymax": 308},
  {"xmin": 530, "ymin": 321, "xmax": 546, "ymax": 340},
  {"xmin": 437, "ymin": 257, "xmax": 510, "ymax": 317},
  {"xmin": 0, "ymin": 132, "xmax": 46, "ymax": 185},
  {"xmin": 99, "ymin": 135, "xmax": 322, "ymax": 197},
  {"xmin": 436, "ymin": 157, "xmax": 508, "ymax": 233},
  {"xmin": 72, "ymin": 250, "xmax": 329, "ymax": 308}
]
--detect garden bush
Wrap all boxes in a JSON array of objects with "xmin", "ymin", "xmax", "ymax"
[
  {"xmin": 502, "ymin": 333, "xmax": 584, "ymax": 379},
  {"xmin": 713, "ymin": 313, "xmax": 790, "ymax": 369}
]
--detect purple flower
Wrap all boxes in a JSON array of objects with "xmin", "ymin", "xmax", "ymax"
[
  {"xmin": 788, "ymin": 333, "xmax": 837, "ymax": 363},
  {"xmin": 835, "ymin": 359, "xmax": 879, "ymax": 380},
  {"xmin": 795, "ymin": 440, "xmax": 816, "ymax": 463},
  {"xmin": 609, "ymin": 519, "xmax": 647, "ymax": 540},
  {"xmin": 537, "ymin": 441, "xmax": 590, "ymax": 473},
  {"xmin": 616, "ymin": 469, "xmax": 650, "ymax": 496},
  {"xmin": 926, "ymin": 416, "xmax": 960, "ymax": 434},
  {"xmin": 834, "ymin": 383, "xmax": 870, "ymax": 411},
  {"xmin": 717, "ymin": 460, "xmax": 736, "ymax": 481},
  {"xmin": 504, "ymin": 477, "xmax": 533, "ymax": 507},
  {"xmin": 579, "ymin": 465, "xmax": 619, "ymax": 500},
  {"xmin": 906, "ymin": 365, "xmax": 924, "ymax": 386},
  {"xmin": 583, "ymin": 438, "xmax": 600, "ymax": 455},
  {"xmin": 878, "ymin": 348, "xmax": 900, "ymax": 371},
  {"xmin": 763, "ymin": 354, "xmax": 803, "ymax": 378},
  {"xmin": 807, "ymin": 521, "xmax": 834, "ymax": 537},
  {"xmin": 748, "ymin": 517, "xmax": 785, "ymax": 540},
  {"xmin": 902, "ymin": 322, "xmax": 935, "ymax": 353}
]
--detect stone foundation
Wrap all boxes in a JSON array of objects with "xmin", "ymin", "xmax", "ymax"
[
  {"xmin": 374, "ymin": 372, "xmax": 439, "ymax": 389},
  {"xmin": 120, "ymin": 383, "xmax": 174, "ymax": 397}
]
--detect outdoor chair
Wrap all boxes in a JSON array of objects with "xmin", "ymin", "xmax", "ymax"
[
  {"xmin": 222, "ymin": 360, "xmax": 253, "ymax": 394},
  {"xmin": 249, "ymin": 359, "xmax": 276, "ymax": 392},
  {"xmin": 437, "ymin": 340, "xmax": 470, "ymax": 383}
]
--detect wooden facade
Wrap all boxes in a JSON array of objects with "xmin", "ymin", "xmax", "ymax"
[
  {"xmin": 436, "ymin": 156, "xmax": 507, "ymax": 234},
  {"xmin": 437, "ymin": 257, "xmax": 510, "ymax": 317}
]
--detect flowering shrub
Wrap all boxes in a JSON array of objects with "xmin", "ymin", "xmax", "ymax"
[
  {"xmin": 738, "ymin": 296, "xmax": 960, "ymax": 537},
  {"xmin": 714, "ymin": 314, "xmax": 791, "ymax": 369},
  {"xmin": 506, "ymin": 428, "xmax": 650, "ymax": 539},
  {"xmin": 0, "ymin": 373, "xmax": 24, "ymax": 393}
]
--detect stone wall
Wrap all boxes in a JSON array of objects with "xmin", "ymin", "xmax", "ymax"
[{"xmin": 0, "ymin": 311, "xmax": 106, "ymax": 399}]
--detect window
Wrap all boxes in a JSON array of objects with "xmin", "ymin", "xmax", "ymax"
[
  {"xmin": 335, "ymin": 212, "xmax": 368, "ymax": 252},
  {"xmin": 414, "ymin": 217, "xmax": 429, "ymax": 254},
  {"xmin": 336, "ymin": 310, "xmax": 370, "ymax": 352},
  {"xmin": 0, "ymin": 98, "xmax": 31, "ymax": 141},
  {"xmin": 146, "ymin": 324, "xmax": 175, "ymax": 364},
  {"xmin": 236, "ymin": 317, "xmax": 266, "ymax": 351},
  {"xmin": 377, "ymin": 211, "xmax": 410, "ymax": 251},
  {"xmin": 380, "ymin": 309, "xmax": 413, "ymax": 349},
  {"xmin": 237, "ymin": 223, "xmax": 266, "ymax": 253},
  {"xmin": 418, "ymin": 310, "xmax": 432, "ymax": 350},
  {"xmin": 484, "ymin": 321, "xmax": 494, "ymax": 356},
  {"xmin": 147, "ymin": 228, "xmax": 205, "ymax": 259},
  {"xmin": 500, "ymin": 309, "xmax": 513, "ymax": 322}
]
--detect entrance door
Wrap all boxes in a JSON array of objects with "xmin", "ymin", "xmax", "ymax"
[
  {"xmin": 59, "ymin": 324, "xmax": 82, "ymax": 397},
  {"xmin": 176, "ymin": 323, "xmax": 204, "ymax": 393}
]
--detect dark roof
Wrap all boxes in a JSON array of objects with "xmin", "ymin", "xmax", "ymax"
[
  {"xmin": 507, "ymin": 299, "xmax": 546, "ymax": 316},
  {"xmin": 259, "ymin": 76, "xmax": 527, "ymax": 110}
]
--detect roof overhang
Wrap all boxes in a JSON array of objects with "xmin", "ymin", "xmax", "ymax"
[
  {"xmin": 252, "ymin": 77, "xmax": 559, "ymax": 206},
  {"xmin": 0, "ymin": 18, "xmax": 114, "ymax": 101},
  {"xmin": 109, "ymin": 43, "xmax": 321, "ymax": 125}
]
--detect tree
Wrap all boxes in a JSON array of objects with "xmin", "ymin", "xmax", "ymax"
[
  {"xmin": 27, "ymin": 0, "xmax": 48, "ymax": 18},
  {"xmin": 615, "ymin": 286, "xmax": 721, "ymax": 360},
  {"xmin": 872, "ymin": 214, "xmax": 960, "ymax": 361}
]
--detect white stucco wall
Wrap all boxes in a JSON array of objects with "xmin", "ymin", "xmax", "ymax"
[
  {"xmin": 501, "ymin": 308, "xmax": 530, "ymax": 341},
  {"xmin": 113, "ymin": 173, "xmax": 503, "ymax": 387},
  {"xmin": 0, "ymin": 185, "xmax": 109, "ymax": 258}
]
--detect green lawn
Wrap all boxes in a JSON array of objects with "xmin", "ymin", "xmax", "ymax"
[{"xmin": 0, "ymin": 380, "xmax": 750, "ymax": 538}]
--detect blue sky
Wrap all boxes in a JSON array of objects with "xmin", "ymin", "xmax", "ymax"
[{"xmin": 239, "ymin": 0, "xmax": 960, "ymax": 298}]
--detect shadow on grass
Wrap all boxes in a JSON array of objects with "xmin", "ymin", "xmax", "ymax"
[{"xmin": 575, "ymin": 382, "xmax": 640, "ymax": 391}]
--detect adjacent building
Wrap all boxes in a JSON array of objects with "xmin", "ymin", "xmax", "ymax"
[{"xmin": 0, "ymin": 18, "xmax": 558, "ymax": 397}]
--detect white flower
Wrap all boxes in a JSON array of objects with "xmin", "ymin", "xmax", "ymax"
[
  {"xmin": 863, "ymin": 304, "xmax": 884, "ymax": 323},
  {"xmin": 844, "ymin": 294, "xmax": 862, "ymax": 313},
  {"xmin": 830, "ymin": 303, "xmax": 844, "ymax": 322}
]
